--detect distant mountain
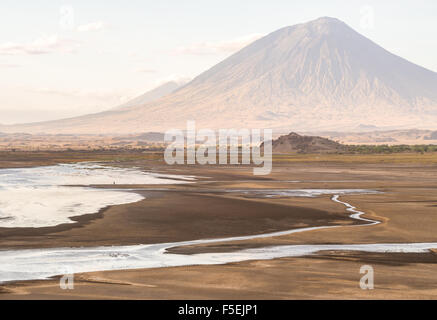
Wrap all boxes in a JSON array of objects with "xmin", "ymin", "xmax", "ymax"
[
  {"xmin": 425, "ymin": 131, "xmax": 437, "ymax": 140},
  {"xmin": 115, "ymin": 81, "xmax": 187, "ymax": 110},
  {"xmin": 267, "ymin": 132, "xmax": 347, "ymax": 154},
  {"xmin": 3, "ymin": 17, "xmax": 437, "ymax": 134},
  {"xmin": 316, "ymin": 129, "xmax": 437, "ymax": 145}
]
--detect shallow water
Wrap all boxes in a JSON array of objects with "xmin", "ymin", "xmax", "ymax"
[
  {"xmin": 2, "ymin": 240, "xmax": 437, "ymax": 283},
  {"xmin": 1, "ymin": 166, "xmax": 435, "ymax": 284},
  {"xmin": 0, "ymin": 163, "xmax": 194, "ymax": 228},
  {"xmin": 2, "ymin": 187, "xmax": 436, "ymax": 283},
  {"xmin": 230, "ymin": 188, "xmax": 380, "ymax": 198}
]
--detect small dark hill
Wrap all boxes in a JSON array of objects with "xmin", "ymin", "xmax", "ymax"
[{"xmin": 268, "ymin": 132, "xmax": 347, "ymax": 154}]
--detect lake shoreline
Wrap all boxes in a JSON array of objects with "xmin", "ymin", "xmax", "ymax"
[{"xmin": 1, "ymin": 152, "xmax": 437, "ymax": 298}]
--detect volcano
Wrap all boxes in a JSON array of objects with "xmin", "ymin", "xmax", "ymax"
[{"xmin": 3, "ymin": 17, "xmax": 437, "ymax": 134}]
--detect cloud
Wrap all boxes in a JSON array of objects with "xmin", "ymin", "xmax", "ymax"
[
  {"xmin": 155, "ymin": 74, "xmax": 191, "ymax": 86},
  {"xmin": 77, "ymin": 21, "xmax": 107, "ymax": 32},
  {"xmin": 0, "ymin": 62, "xmax": 20, "ymax": 68},
  {"xmin": 29, "ymin": 87, "xmax": 127, "ymax": 100},
  {"xmin": 136, "ymin": 68, "xmax": 157, "ymax": 74},
  {"xmin": 174, "ymin": 33, "xmax": 264, "ymax": 55},
  {"xmin": 0, "ymin": 34, "xmax": 79, "ymax": 55}
]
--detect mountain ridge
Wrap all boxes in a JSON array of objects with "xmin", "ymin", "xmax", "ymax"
[
  {"xmin": 115, "ymin": 80, "xmax": 187, "ymax": 110},
  {"xmin": 2, "ymin": 17, "xmax": 437, "ymax": 134}
]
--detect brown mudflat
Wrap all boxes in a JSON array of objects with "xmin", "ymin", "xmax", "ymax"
[{"xmin": 1, "ymin": 151, "xmax": 437, "ymax": 299}]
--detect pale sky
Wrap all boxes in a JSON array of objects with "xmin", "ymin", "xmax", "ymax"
[{"xmin": 0, "ymin": 0, "xmax": 436, "ymax": 124}]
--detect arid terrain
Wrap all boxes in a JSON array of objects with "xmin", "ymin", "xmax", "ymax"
[
  {"xmin": 1, "ymin": 1, "xmax": 437, "ymax": 305},
  {"xmin": 313, "ymin": 129, "xmax": 437, "ymax": 145},
  {"xmin": 0, "ymin": 151, "xmax": 437, "ymax": 299}
]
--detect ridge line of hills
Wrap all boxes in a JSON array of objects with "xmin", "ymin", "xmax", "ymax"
[{"xmin": 1, "ymin": 16, "xmax": 437, "ymax": 135}]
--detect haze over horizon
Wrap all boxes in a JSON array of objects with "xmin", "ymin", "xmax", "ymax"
[{"xmin": 1, "ymin": 0, "xmax": 437, "ymax": 124}]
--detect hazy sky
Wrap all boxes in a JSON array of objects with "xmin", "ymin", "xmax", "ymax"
[{"xmin": 0, "ymin": 0, "xmax": 436, "ymax": 124}]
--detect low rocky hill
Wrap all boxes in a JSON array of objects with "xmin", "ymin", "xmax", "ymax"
[{"xmin": 267, "ymin": 132, "xmax": 347, "ymax": 154}]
